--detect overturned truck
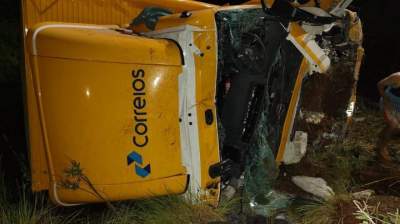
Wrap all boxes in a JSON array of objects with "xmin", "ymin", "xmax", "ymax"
[{"xmin": 21, "ymin": 0, "xmax": 363, "ymax": 206}]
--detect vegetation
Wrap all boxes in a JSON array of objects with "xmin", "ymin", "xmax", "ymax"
[
  {"xmin": 0, "ymin": 174, "xmax": 233, "ymax": 224},
  {"xmin": 292, "ymin": 194, "xmax": 352, "ymax": 224},
  {"xmin": 354, "ymin": 200, "xmax": 400, "ymax": 224},
  {"xmin": 0, "ymin": 154, "xmax": 234, "ymax": 224},
  {"xmin": 1, "ymin": 2, "xmax": 399, "ymax": 223},
  {"xmin": 0, "ymin": 4, "xmax": 235, "ymax": 223},
  {"xmin": 286, "ymin": 104, "xmax": 400, "ymax": 224}
]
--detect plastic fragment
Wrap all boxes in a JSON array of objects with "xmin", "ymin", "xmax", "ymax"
[
  {"xmin": 283, "ymin": 131, "xmax": 308, "ymax": 165},
  {"xmin": 291, "ymin": 176, "xmax": 335, "ymax": 200}
]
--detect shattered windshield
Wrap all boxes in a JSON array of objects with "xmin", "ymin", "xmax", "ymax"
[{"xmin": 215, "ymin": 8, "xmax": 303, "ymax": 167}]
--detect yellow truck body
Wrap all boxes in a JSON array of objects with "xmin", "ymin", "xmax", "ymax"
[
  {"xmin": 21, "ymin": 0, "xmax": 362, "ymax": 206},
  {"xmin": 22, "ymin": 0, "xmax": 222, "ymax": 206}
]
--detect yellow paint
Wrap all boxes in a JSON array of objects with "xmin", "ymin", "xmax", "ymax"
[
  {"xmin": 290, "ymin": 0, "xmax": 337, "ymax": 11},
  {"xmin": 25, "ymin": 57, "xmax": 50, "ymax": 191},
  {"xmin": 54, "ymin": 175, "xmax": 188, "ymax": 204},
  {"xmin": 146, "ymin": 8, "xmax": 221, "ymax": 205},
  {"xmin": 244, "ymin": 0, "xmax": 261, "ymax": 5},
  {"xmin": 133, "ymin": 7, "xmax": 218, "ymax": 33},
  {"xmin": 263, "ymin": 0, "xmax": 277, "ymax": 8},
  {"xmin": 347, "ymin": 10, "xmax": 363, "ymax": 45},
  {"xmin": 319, "ymin": 0, "xmax": 338, "ymax": 11},
  {"xmin": 22, "ymin": 0, "xmax": 216, "ymax": 29},
  {"xmin": 21, "ymin": 0, "xmax": 359, "ymax": 206},
  {"xmin": 20, "ymin": 0, "xmax": 217, "ymax": 194},
  {"xmin": 275, "ymin": 59, "xmax": 309, "ymax": 163},
  {"xmin": 344, "ymin": 46, "xmax": 364, "ymax": 132},
  {"xmin": 289, "ymin": 22, "xmax": 327, "ymax": 72},
  {"xmin": 343, "ymin": 10, "xmax": 364, "ymax": 132},
  {"xmin": 23, "ymin": 1, "xmax": 221, "ymax": 205},
  {"xmin": 27, "ymin": 24, "xmax": 188, "ymax": 203}
]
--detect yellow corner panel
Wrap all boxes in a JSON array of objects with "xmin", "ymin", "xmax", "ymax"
[
  {"xmin": 22, "ymin": 0, "xmax": 216, "ymax": 29},
  {"xmin": 27, "ymin": 24, "xmax": 187, "ymax": 203}
]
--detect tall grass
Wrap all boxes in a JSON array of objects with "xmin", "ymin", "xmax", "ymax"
[
  {"xmin": 288, "ymin": 139, "xmax": 399, "ymax": 224},
  {"xmin": 0, "ymin": 164, "xmax": 234, "ymax": 224},
  {"xmin": 292, "ymin": 194, "xmax": 353, "ymax": 224},
  {"xmin": 0, "ymin": 180, "xmax": 233, "ymax": 224},
  {"xmin": 93, "ymin": 195, "xmax": 232, "ymax": 224},
  {"xmin": 287, "ymin": 149, "xmax": 359, "ymax": 224},
  {"xmin": 353, "ymin": 200, "xmax": 400, "ymax": 224},
  {"xmin": 0, "ymin": 193, "xmax": 74, "ymax": 224},
  {"xmin": 0, "ymin": 156, "xmax": 72, "ymax": 224},
  {"xmin": 306, "ymin": 142, "xmax": 370, "ymax": 194}
]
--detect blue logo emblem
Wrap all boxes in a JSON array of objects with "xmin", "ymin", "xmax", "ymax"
[{"xmin": 127, "ymin": 151, "xmax": 151, "ymax": 178}]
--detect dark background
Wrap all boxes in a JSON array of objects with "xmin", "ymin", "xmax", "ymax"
[
  {"xmin": 353, "ymin": 0, "xmax": 400, "ymax": 100},
  {"xmin": 0, "ymin": 0, "xmax": 399, "ymax": 189},
  {"xmin": 0, "ymin": 0, "xmax": 25, "ymax": 191}
]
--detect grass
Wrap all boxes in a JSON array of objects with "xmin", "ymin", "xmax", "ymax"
[
  {"xmin": 0, "ymin": 186, "xmax": 234, "ymax": 224},
  {"xmin": 0, "ymin": 8, "xmax": 236, "ymax": 224},
  {"xmin": 0, "ymin": 175, "xmax": 234, "ymax": 224},
  {"xmin": 291, "ymin": 194, "xmax": 353, "ymax": 224},
  {"xmin": 0, "ymin": 155, "xmax": 235, "ymax": 224},
  {"xmin": 287, "ymin": 146, "xmax": 372, "ymax": 224},
  {"xmin": 109, "ymin": 195, "xmax": 229, "ymax": 224},
  {"xmin": 287, "ymin": 146, "xmax": 358, "ymax": 223},
  {"xmin": 0, "ymin": 193, "xmax": 75, "ymax": 224},
  {"xmin": 0, "ymin": 2, "xmax": 397, "ymax": 223},
  {"xmin": 1, "ymin": 106, "xmax": 398, "ymax": 223},
  {"xmin": 286, "ymin": 104, "xmax": 400, "ymax": 224},
  {"xmin": 71, "ymin": 194, "xmax": 232, "ymax": 224},
  {"xmin": 0, "ymin": 7, "xmax": 236, "ymax": 223},
  {"xmin": 353, "ymin": 200, "xmax": 400, "ymax": 224},
  {"xmin": 0, "ymin": 158, "xmax": 71, "ymax": 224},
  {"xmin": 291, "ymin": 196, "xmax": 400, "ymax": 224},
  {"xmin": 298, "ymin": 140, "xmax": 371, "ymax": 195}
]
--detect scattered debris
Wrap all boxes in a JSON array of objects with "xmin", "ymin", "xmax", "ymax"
[
  {"xmin": 353, "ymin": 117, "xmax": 366, "ymax": 122},
  {"xmin": 301, "ymin": 111, "xmax": 326, "ymax": 125},
  {"xmin": 249, "ymin": 190, "xmax": 292, "ymax": 217},
  {"xmin": 283, "ymin": 131, "xmax": 308, "ymax": 165},
  {"xmin": 274, "ymin": 213, "xmax": 292, "ymax": 224},
  {"xmin": 291, "ymin": 176, "xmax": 335, "ymax": 200},
  {"xmin": 352, "ymin": 189, "xmax": 375, "ymax": 200},
  {"xmin": 322, "ymin": 132, "xmax": 339, "ymax": 140},
  {"xmin": 222, "ymin": 185, "xmax": 236, "ymax": 200}
]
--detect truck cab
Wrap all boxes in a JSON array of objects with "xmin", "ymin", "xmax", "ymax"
[{"xmin": 22, "ymin": 0, "xmax": 361, "ymax": 206}]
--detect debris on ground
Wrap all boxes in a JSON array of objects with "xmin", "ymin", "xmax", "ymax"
[
  {"xmin": 283, "ymin": 131, "xmax": 308, "ymax": 165},
  {"xmin": 249, "ymin": 190, "xmax": 292, "ymax": 217},
  {"xmin": 273, "ymin": 104, "xmax": 400, "ymax": 223},
  {"xmin": 352, "ymin": 189, "xmax": 375, "ymax": 200},
  {"xmin": 291, "ymin": 176, "xmax": 335, "ymax": 200}
]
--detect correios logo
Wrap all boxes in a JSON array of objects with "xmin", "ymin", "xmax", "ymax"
[
  {"xmin": 127, "ymin": 151, "xmax": 151, "ymax": 178},
  {"xmin": 127, "ymin": 69, "xmax": 151, "ymax": 178}
]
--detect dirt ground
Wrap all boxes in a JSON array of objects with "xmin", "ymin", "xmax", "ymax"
[{"xmin": 276, "ymin": 105, "xmax": 400, "ymax": 223}]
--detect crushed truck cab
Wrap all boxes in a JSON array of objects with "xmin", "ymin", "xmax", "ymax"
[{"xmin": 21, "ymin": 0, "xmax": 362, "ymax": 206}]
